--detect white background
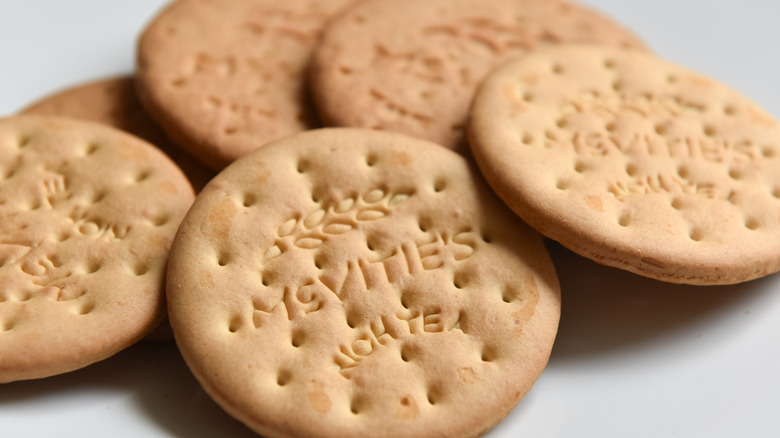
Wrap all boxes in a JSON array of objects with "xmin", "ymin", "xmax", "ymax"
[{"xmin": 1, "ymin": 1, "xmax": 780, "ymax": 437}]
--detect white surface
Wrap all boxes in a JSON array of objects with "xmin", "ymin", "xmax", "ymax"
[{"xmin": 1, "ymin": 1, "xmax": 780, "ymax": 437}]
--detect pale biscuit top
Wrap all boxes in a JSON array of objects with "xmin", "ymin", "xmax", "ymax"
[
  {"xmin": 21, "ymin": 76, "xmax": 215, "ymax": 192},
  {"xmin": 137, "ymin": 0, "xmax": 354, "ymax": 170},
  {"xmin": 167, "ymin": 129, "xmax": 560, "ymax": 437},
  {"xmin": 0, "ymin": 116, "xmax": 194, "ymax": 382},
  {"xmin": 469, "ymin": 46, "xmax": 780, "ymax": 285},
  {"xmin": 310, "ymin": 0, "xmax": 648, "ymax": 153}
]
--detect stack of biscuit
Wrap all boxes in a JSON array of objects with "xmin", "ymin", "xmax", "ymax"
[{"xmin": 2, "ymin": 0, "xmax": 778, "ymax": 436}]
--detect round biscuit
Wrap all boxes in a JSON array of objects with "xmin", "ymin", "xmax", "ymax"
[
  {"xmin": 137, "ymin": 0, "xmax": 355, "ymax": 170},
  {"xmin": 469, "ymin": 45, "xmax": 780, "ymax": 285},
  {"xmin": 0, "ymin": 115, "xmax": 195, "ymax": 382},
  {"xmin": 167, "ymin": 128, "xmax": 560, "ymax": 437}
]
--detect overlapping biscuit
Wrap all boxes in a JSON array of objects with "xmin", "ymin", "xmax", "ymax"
[
  {"xmin": 21, "ymin": 76, "xmax": 215, "ymax": 192},
  {"xmin": 469, "ymin": 45, "xmax": 780, "ymax": 285},
  {"xmin": 137, "ymin": 0, "xmax": 355, "ymax": 170},
  {"xmin": 310, "ymin": 0, "xmax": 649, "ymax": 153},
  {"xmin": 166, "ymin": 129, "xmax": 560, "ymax": 437},
  {"xmin": 0, "ymin": 116, "xmax": 194, "ymax": 382}
]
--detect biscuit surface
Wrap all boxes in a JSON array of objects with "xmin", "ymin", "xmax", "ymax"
[
  {"xmin": 167, "ymin": 129, "xmax": 560, "ymax": 437},
  {"xmin": 469, "ymin": 46, "xmax": 780, "ymax": 284},
  {"xmin": 21, "ymin": 76, "xmax": 215, "ymax": 192},
  {"xmin": 0, "ymin": 116, "xmax": 194, "ymax": 382},
  {"xmin": 310, "ymin": 0, "xmax": 648, "ymax": 152},
  {"xmin": 137, "ymin": 0, "xmax": 354, "ymax": 170}
]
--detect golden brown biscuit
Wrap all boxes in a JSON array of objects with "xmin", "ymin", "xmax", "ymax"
[
  {"xmin": 0, "ymin": 115, "xmax": 194, "ymax": 382},
  {"xmin": 470, "ymin": 45, "xmax": 780, "ymax": 285},
  {"xmin": 167, "ymin": 128, "xmax": 560, "ymax": 437},
  {"xmin": 137, "ymin": 0, "xmax": 355, "ymax": 170}
]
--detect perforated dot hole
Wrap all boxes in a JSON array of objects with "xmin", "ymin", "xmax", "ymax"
[
  {"xmin": 433, "ymin": 178, "xmax": 447, "ymax": 193},
  {"xmin": 556, "ymin": 179, "xmax": 570, "ymax": 190},
  {"xmin": 346, "ymin": 313, "xmax": 360, "ymax": 329},
  {"xmin": 772, "ymin": 188, "xmax": 780, "ymax": 198},
  {"xmin": 224, "ymin": 127, "xmax": 238, "ymax": 135},
  {"xmin": 480, "ymin": 346, "xmax": 496, "ymax": 362},
  {"xmin": 689, "ymin": 227, "xmax": 704, "ymax": 242},
  {"xmin": 427, "ymin": 390, "xmax": 438, "ymax": 405},
  {"xmin": 314, "ymin": 257, "xmax": 324, "ymax": 270},
  {"xmin": 574, "ymin": 161, "xmax": 586, "ymax": 173},
  {"xmin": 671, "ymin": 198, "xmax": 683, "ymax": 210},
  {"xmin": 85, "ymin": 142, "xmax": 100, "ymax": 156},
  {"xmin": 604, "ymin": 59, "xmax": 615, "ymax": 69},
  {"xmin": 135, "ymin": 170, "xmax": 152, "ymax": 183},
  {"xmin": 667, "ymin": 74, "xmax": 678, "ymax": 84},
  {"xmin": 728, "ymin": 168, "xmax": 742, "ymax": 180},
  {"xmin": 703, "ymin": 124, "xmax": 717, "ymax": 137},
  {"xmin": 18, "ymin": 135, "xmax": 31, "ymax": 148},
  {"xmin": 152, "ymin": 215, "xmax": 169, "ymax": 227},
  {"xmin": 228, "ymin": 316, "xmax": 241, "ymax": 333},
  {"xmin": 133, "ymin": 263, "xmax": 148, "ymax": 276},
  {"xmin": 55, "ymin": 230, "xmax": 70, "ymax": 242},
  {"xmin": 556, "ymin": 118, "xmax": 567, "ymax": 128},
  {"xmin": 291, "ymin": 331, "xmax": 305, "ymax": 347},
  {"xmin": 482, "ymin": 233, "xmax": 492, "ymax": 243},
  {"xmin": 618, "ymin": 213, "xmax": 631, "ymax": 227},
  {"xmin": 86, "ymin": 261, "xmax": 101, "ymax": 274},
  {"xmin": 400, "ymin": 293, "xmax": 410, "ymax": 309},
  {"xmin": 19, "ymin": 197, "xmax": 37, "ymax": 211},
  {"xmin": 677, "ymin": 166, "xmax": 690, "ymax": 179},
  {"xmin": 1, "ymin": 320, "xmax": 13, "ymax": 331},
  {"xmin": 418, "ymin": 218, "xmax": 431, "ymax": 233},
  {"xmin": 77, "ymin": 302, "xmax": 95, "ymax": 315},
  {"xmin": 501, "ymin": 286, "xmax": 515, "ymax": 303},
  {"xmin": 296, "ymin": 159, "xmax": 309, "ymax": 174},
  {"xmin": 171, "ymin": 78, "xmax": 186, "ymax": 87},
  {"xmin": 277, "ymin": 369, "xmax": 291, "ymax": 386},
  {"xmin": 242, "ymin": 193, "xmax": 257, "ymax": 207},
  {"xmin": 522, "ymin": 92, "xmax": 534, "ymax": 102},
  {"xmin": 366, "ymin": 153, "xmax": 378, "ymax": 167},
  {"xmin": 91, "ymin": 191, "xmax": 107, "ymax": 204},
  {"xmin": 655, "ymin": 123, "xmax": 667, "ymax": 136},
  {"xmin": 552, "ymin": 64, "xmax": 564, "ymax": 74},
  {"xmin": 522, "ymin": 134, "xmax": 533, "ymax": 145},
  {"xmin": 18, "ymin": 291, "xmax": 31, "ymax": 302},
  {"xmin": 606, "ymin": 121, "xmax": 617, "ymax": 132},
  {"xmin": 217, "ymin": 253, "xmax": 230, "ymax": 266},
  {"xmin": 724, "ymin": 105, "xmax": 736, "ymax": 115},
  {"xmin": 746, "ymin": 218, "xmax": 760, "ymax": 230},
  {"xmin": 612, "ymin": 80, "xmax": 623, "ymax": 92},
  {"xmin": 350, "ymin": 400, "xmax": 361, "ymax": 414},
  {"xmin": 626, "ymin": 164, "xmax": 638, "ymax": 177},
  {"xmin": 400, "ymin": 344, "xmax": 413, "ymax": 362},
  {"xmin": 762, "ymin": 146, "xmax": 775, "ymax": 158}
]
